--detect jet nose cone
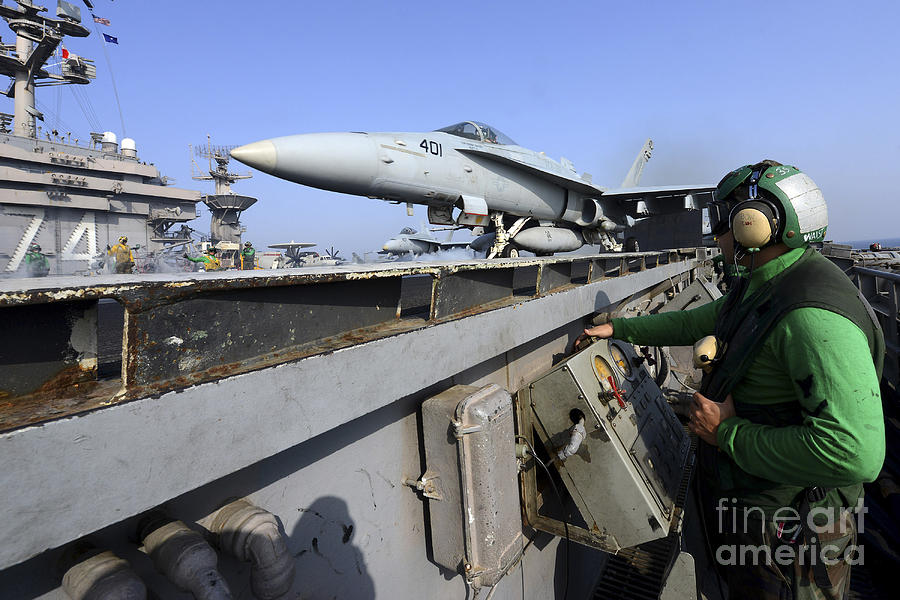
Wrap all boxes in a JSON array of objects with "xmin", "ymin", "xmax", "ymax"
[
  {"xmin": 231, "ymin": 140, "xmax": 277, "ymax": 174},
  {"xmin": 232, "ymin": 133, "xmax": 378, "ymax": 196}
]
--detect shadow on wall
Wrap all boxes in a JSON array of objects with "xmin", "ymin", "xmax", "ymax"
[{"xmin": 290, "ymin": 495, "xmax": 375, "ymax": 600}]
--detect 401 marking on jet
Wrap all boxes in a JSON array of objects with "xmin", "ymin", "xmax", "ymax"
[{"xmin": 231, "ymin": 121, "xmax": 715, "ymax": 257}]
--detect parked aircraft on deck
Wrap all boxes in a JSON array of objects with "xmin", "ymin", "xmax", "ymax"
[
  {"xmin": 231, "ymin": 122, "xmax": 715, "ymax": 257},
  {"xmin": 381, "ymin": 227, "xmax": 471, "ymax": 256}
]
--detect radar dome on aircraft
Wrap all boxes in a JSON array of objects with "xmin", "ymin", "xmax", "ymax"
[{"xmin": 231, "ymin": 133, "xmax": 379, "ymax": 196}]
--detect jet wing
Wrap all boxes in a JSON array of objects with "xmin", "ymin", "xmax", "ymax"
[
  {"xmin": 404, "ymin": 234, "xmax": 470, "ymax": 250},
  {"xmin": 456, "ymin": 147, "xmax": 603, "ymax": 196},
  {"xmin": 601, "ymin": 184, "xmax": 716, "ymax": 217},
  {"xmin": 437, "ymin": 241, "xmax": 472, "ymax": 250},
  {"xmin": 269, "ymin": 242, "xmax": 317, "ymax": 249},
  {"xmin": 457, "ymin": 147, "xmax": 716, "ymax": 216}
]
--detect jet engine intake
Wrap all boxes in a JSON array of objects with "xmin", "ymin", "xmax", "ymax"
[
  {"xmin": 575, "ymin": 198, "xmax": 604, "ymax": 227},
  {"xmin": 562, "ymin": 195, "xmax": 606, "ymax": 228}
]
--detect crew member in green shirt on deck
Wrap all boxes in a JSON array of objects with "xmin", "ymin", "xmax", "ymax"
[
  {"xmin": 23, "ymin": 243, "xmax": 49, "ymax": 277},
  {"xmin": 240, "ymin": 241, "xmax": 256, "ymax": 270},
  {"xmin": 183, "ymin": 246, "xmax": 221, "ymax": 271},
  {"xmin": 582, "ymin": 161, "xmax": 884, "ymax": 600}
]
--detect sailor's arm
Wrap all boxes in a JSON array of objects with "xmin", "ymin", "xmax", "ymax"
[
  {"xmin": 716, "ymin": 308, "xmax": 885, "ymax": 487},
  {"xmin": 589, "ymin": 295, "xmax": 723, "ymax": 347}
]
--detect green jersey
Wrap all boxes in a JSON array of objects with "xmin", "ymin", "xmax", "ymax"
[
  {"xmin": 611, "ymin": 247, "xmax": 884, "ymax": 514},
  {"xmin": 24, "ymin": 251, "xmax": 49, "ymax": 276}
]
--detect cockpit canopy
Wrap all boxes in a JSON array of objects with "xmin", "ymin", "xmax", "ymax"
[
  {"xmin": 399, "ymin": 227, "xmax": 417, "ymax": 235},
  {"xmin": 435, "ymin": 121, "xmax": 517, "ymax": 145}
]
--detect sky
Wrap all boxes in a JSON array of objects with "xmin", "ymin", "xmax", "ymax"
[{"xmin": 13, "ymin": 0, "xmax": 900, "ymax": 255}]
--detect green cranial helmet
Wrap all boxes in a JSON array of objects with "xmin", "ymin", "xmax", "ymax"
[{"xmin": 715, "ymin": 160, "xmax": 828, "ymax": 249}]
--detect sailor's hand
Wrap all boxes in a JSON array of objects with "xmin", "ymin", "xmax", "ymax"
[
  {"xmin": 689, "ymin": 392, "xmax": 736, "ymax": 446},
  {"xmin": 573, "ymin": 322, "xmax": 614, "ymax": 352},
  {"xmin": 584, "ymin": 323, "xmax": 614, "ymax": 338}
]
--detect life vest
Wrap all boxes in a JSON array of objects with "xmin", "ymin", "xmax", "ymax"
[
  {"xmin": 109, "ymin": 243, "xmax": 133, "ymax": 264},
  {"xmin": 241, "ymin": 249, "xmax": 255, "ymax": 269},
  {"xmin": 25, "ymin": 252, "xmax": 49, "ymax": 275}
]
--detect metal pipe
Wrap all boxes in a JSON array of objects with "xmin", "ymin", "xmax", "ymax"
[
  {"xmin": 139, "ymin": 517, "xmax": 231, "ymax": 600},
  {"xmin": 13, "ymin": 33, "xmax": 35, "ymax": 138},
  {"xmin": 61, "ymin": 549, "xmax": 146, "ymax": 600},
  {"xmin": 557, "ymin": 417, "xmax": 586, "ymax": 461},
  {"xmin": 853, "ymin": 266, "xmax": 900, "ymax": 282},
  {"xmin": 210, "ymin": 499, "xmax": 295, "ymax": 600}
]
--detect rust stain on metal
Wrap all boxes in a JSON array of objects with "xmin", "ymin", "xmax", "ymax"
[
  {"xmin": 0, "ymin": 372, "xmax": 119, "ymax": 434},
  {"xmin": 0, "ymin": 363, "xmax": 97, "ymax": 403},
  {"xmin": 0, "ymin": 252, "xmax": 704, "ymax": 431}
]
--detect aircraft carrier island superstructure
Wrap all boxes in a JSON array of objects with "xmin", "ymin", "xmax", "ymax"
[{"xmin": 0, "ymin": 0, "xmax": 200, "ymax": 277}]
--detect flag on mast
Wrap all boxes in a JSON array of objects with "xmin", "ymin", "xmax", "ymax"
[
  {"xmin": 92, "ymin": 14, "xmax": 111, "ymax": 26},
  {"xmin": 102, "ymin": 33, "xmax": 118, "ymax": 45}
]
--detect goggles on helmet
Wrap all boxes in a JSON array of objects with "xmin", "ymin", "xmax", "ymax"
[{"xmin": 707, "ymin": 199, "xmax": 734, "ymax": 236}]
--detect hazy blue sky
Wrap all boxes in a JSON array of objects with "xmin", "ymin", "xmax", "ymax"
[{"xmin": 16, "ymin": 0, "xmax": 900, "ymax": 254}]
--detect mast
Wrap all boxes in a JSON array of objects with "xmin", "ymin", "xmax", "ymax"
[
  {"xmin": 191, "ymin": 136, "xmax": 258, "ymax": 263},
  {"xmin": 0, "ymin": 0, "xmax": 93, "ymax": 138}
]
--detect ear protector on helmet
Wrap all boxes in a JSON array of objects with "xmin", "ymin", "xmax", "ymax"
[
  {"xmin": 728, "ymin": 169, "xmax": 781, "ymax": 251},
  {"xmin": 731, "ymin": 199, "xmax": 780, "ymax": 250}
]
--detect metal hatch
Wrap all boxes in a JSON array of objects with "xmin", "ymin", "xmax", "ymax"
[{"xmin": 518, "ymin": 339, "xmax": 691, "ymax": 553}]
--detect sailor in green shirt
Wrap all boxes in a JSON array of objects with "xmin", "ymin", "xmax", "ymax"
[
  {"xmin": 240, "ymin": 241, "xmax": 256, "ymax": 270},
  {"xmin": 584, "ymin": 161, "xmax": 884, "ymax": 600},
  {"xmin": 23, "ymin": 243, "xmax": 50, "ymax": 277},
  {"xmin": 183, "ymin": 247, "xmax": 222, "ymax": 271}
]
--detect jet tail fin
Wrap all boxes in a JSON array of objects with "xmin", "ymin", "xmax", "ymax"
[{"xmin": 621, "ymin": 139, "xmax": 653, "ymax": 188}]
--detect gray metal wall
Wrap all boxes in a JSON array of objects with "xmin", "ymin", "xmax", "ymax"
[{"xmin": 0, "ymin": 252, "xmax": 706, "ymax": 598}]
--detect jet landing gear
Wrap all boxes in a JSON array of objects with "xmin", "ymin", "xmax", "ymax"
[
  {"xmin": 487, "ymin": 214, "xmax": 530, "ymax": 259},
  {"xmin": 584, "ymin": 229, "xmax": 623, "ymax": 252}
]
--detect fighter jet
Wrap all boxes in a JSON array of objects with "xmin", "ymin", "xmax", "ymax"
[
  {"xmin": 381, "ymin": 226, "xmax": 471, "ymax": 256},
  {"xmin": 231, "ymin": 121, "xmax": 715, "ymax": 257}
]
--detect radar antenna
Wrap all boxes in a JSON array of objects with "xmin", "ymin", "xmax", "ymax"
[
  {"xmin": 190, "ymin": 134, "xmax": 251, "ymax": 195},
  {"xmin": 0, "ymin": 0, "xmax": 96, "ymax": 138},
  {"xmin": 190, "ymin": 135, "xmax": 258, "ymax": 267}
]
